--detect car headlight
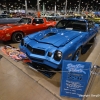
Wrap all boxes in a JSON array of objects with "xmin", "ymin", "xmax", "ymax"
[{"xmin": 54, "ymin": 50, "xmax": 62, "ymax": 61}]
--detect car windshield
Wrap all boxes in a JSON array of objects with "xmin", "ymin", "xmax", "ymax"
[
  {"xmin": 18, "ymin": 18, "xmax": 31, "ymax": 24},
  {"xmin": 56, "ymin": 20, "xmax": 87, "ymax": 32}
]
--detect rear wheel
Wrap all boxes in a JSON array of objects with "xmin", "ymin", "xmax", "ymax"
[
  {"xmin": 72, "ymin": 47, "xmax": 81, "ymax": 61},
  {"xmin": 12, "ymin": 32, "xmax": 24, "ymax": 42}
]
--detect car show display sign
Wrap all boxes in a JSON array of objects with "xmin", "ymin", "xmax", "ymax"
[{"xmin": 60, "ymin": 60, "xmax": 92, "ymax": 99}]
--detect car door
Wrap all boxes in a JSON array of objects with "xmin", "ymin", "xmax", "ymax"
[
  {"xmin": 19, "ymin": 18, "xmax": 35, "ymax": 35},
  {"xmin": 88, "ymin": 21, "xmax": 96, "ymax": 40},
  {"xmin": 26, "ymin": 18, "xmax": 47, "ymax": 35},
  {"xmin": 32, "ymin": 18, "xmax": 47, "ymax": 31}
]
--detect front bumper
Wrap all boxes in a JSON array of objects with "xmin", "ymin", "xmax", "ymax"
[{"xmin": 20, "ymin": 45, "xmax": 62, "ymax": 69}]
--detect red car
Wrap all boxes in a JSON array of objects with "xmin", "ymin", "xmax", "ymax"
[{"xmin": 0, "ymin": 17, "xmax": 56, "ymax": 42}]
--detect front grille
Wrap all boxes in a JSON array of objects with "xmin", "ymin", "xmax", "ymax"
[
  {"xmin": 27, "ymin": 44, "xmax": 45, "ymax": 56},
  {"xmin": 26, "ymin": 53, "xmax": 43, "ymax": 62},
  {"xmin": 30, "ymin": 57, "xmax": 43, "ymax": 62}
]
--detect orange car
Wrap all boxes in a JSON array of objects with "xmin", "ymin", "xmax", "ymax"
[{"xmin": 0, "ymin": 17, "xmax": 56, "ymax": 42}]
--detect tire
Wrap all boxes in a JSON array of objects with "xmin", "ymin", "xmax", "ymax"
[
  {"xmin": 72, "ymin": 47, "xmax": 81, "ymax": 61},
  {"xmin": 12, "ymin": 32, "xmax": 24, "ymax": 42}
]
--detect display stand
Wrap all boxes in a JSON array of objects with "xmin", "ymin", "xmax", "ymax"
[
  {"xmin": 83, "ymin": 65, "xmax": 100, "ymax": 100},
  {"xmin": 60, "ymin": 61, "xmax": 92, "ymax": 100},
  {"xmin": 60, "ymin": 60, "xmax": 100, "ymax": 100}
]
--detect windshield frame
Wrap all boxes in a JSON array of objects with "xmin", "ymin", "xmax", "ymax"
[
  {"xmin": 56, "ymin": 19, "xmax": 87, "ymax": 32},
  {"xmin": 18, "ymin": 18, "xmax": 32, "ymax": 24}
]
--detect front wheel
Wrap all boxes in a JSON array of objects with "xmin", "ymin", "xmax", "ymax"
[
  {"xmin": 72, "ymin": 47, "xmax": 81, "ymax": 61},
  {"xmin": 12, "ymin": 32, "xmax": 24, "ymax": 42}
]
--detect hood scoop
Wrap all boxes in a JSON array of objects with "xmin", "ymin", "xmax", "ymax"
[{"xmin": 40, "ymin": 32, "xmax": 57, "ymax": 40}]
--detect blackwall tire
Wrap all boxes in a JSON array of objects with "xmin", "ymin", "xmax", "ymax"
[
  {"xmin": 12, "ymin": 32, "xmax": 24, "ymax": 43},
  {"xmin": 72, "ymin": 47, "xmax": 81, "ymax": 61}
]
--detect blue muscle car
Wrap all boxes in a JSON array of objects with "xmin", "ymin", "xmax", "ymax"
[{"xmin": 20, "ymin": 18, "xmax": 98, "ymax": 69}]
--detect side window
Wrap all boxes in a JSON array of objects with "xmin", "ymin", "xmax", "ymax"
[
  {"xmin": 18, "ymin": 18, "xmax": 31, "ymax": 24},
  {"xmin": 27, "ymin": 18, "xmax": 31, "ymax": 23},
  {"xmin": 39, "ymin": 19, "xmax": 44, "ymax": 24},
  {"xmin": 32, "ymin": 19, "xmax": 44, "ymax": 24}
]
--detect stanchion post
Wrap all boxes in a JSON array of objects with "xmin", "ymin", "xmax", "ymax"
[{"xmin": 83, "ymin": 65, "xmax": 100, "ymax": 100}]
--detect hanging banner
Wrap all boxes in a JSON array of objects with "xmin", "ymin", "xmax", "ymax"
[{"xmin": 60, "ymin": 60, "xmax": 92, "ymax": 99}]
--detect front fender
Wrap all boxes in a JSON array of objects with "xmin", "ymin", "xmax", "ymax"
[
  {"xmin": 61, "ymin": 37, "xmax": 83, "ymax": 60},
  {"xmin": 4, "ymin": 28, "xmax": 24, "ymax": 41}
]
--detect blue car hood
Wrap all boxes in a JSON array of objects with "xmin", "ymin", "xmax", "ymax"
[{"xmin": 28, "ymin": 28, "xmax": 82, "ymax": 47}]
